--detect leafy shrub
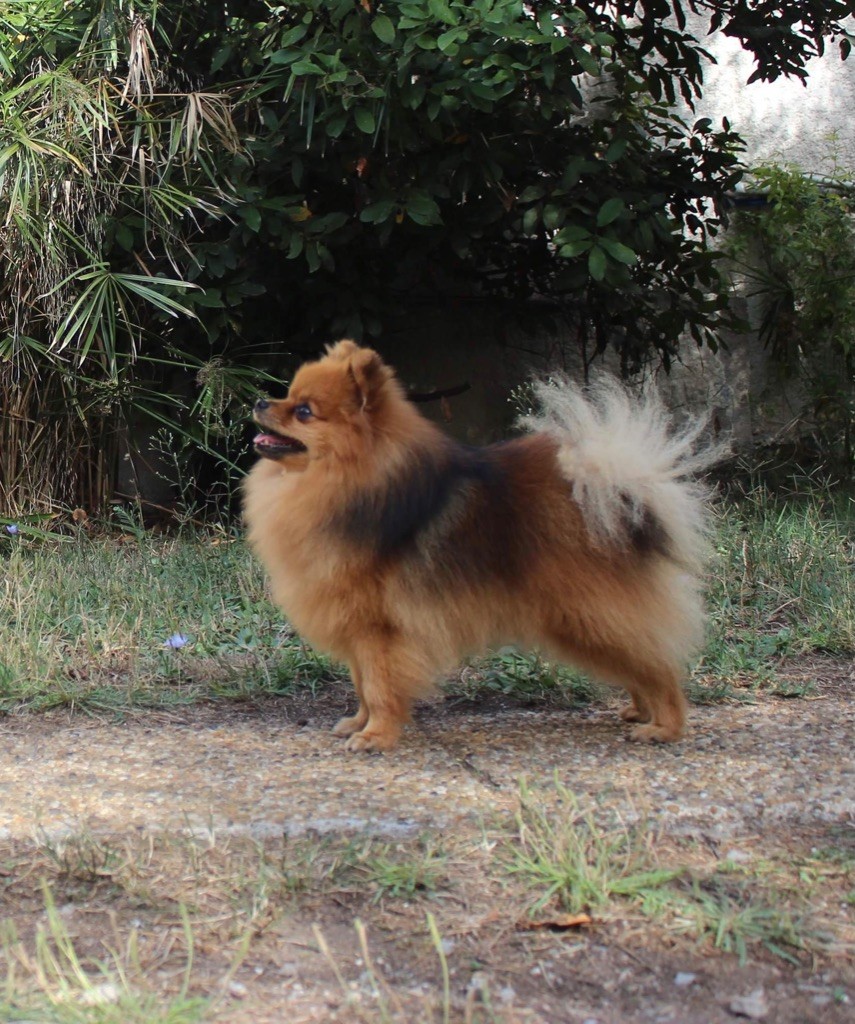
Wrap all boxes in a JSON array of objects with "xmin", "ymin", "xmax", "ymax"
[{"xmin": 731, "ymin": 155, "xmax": 855, "ymax": 473}]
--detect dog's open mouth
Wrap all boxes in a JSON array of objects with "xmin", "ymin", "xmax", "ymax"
[{"xmin": 253, "ymin": 431, "xmax": 308, "ymax": 458}]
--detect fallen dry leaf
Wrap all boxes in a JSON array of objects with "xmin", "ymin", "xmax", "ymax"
[{"xmin": 521, "ymin": 912, "xmax": 592, "ymax": 931}]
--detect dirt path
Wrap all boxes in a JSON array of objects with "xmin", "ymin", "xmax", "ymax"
[{"xmin": 1, "ymin": 658, "xmax": 853, "ymax": 1023}]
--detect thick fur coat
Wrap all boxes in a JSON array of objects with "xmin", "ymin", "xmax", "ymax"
[{"xmin": 243, "ymin": 341, "xmax": 716, "ymax": 752}]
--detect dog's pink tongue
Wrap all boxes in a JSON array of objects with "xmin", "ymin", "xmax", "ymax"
[{"xmin": 254, "ymin": 433, "xmax": 281, "ymax": 446}]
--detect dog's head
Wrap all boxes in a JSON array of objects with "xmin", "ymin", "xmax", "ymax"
[{"xmin": 252, "ymin": 340, "xmax": 400, "ymax": 471}]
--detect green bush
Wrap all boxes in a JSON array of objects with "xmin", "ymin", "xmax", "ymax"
[
  {"xmin": 1, "ymin": 1, "xmax": 852, "ymax": 514},
  {"xmin": 731, "ymin": 155, "xmax": 855, "ymax": 473}
]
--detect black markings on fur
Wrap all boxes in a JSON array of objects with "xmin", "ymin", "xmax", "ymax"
[
  {"xmin": 619, "ymin": 491, "xmax": 670, "ymax": 558},
  {"xmin": 331, "ymin": 441, "xmax": 535, "ymax": 594},
  {"xmin": 338, "ymin": 443, "xmax": 502, "ymax": 558}
]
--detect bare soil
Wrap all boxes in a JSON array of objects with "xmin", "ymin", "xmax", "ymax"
[{"xmin": 0, "ymin": 655, "xmax": 853, "ymax": 1023}]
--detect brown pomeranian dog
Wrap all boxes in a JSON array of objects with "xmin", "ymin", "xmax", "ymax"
[{"xmin": 244, "ymin": 340, "xmax": 717, "ymax": 753}]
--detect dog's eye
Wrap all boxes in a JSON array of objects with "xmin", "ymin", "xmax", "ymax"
[{"xmin": 294, "ymin": 403, "xmax": 313, "ymax": 423}]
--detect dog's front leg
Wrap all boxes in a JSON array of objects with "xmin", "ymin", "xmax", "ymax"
[
  {"xmin": 332, "ymin": 663, "xmax": 369, "ymax": 738},
  {"xmin": 340, "ymin": 641, "xmax": 415, "ymax": 752}
]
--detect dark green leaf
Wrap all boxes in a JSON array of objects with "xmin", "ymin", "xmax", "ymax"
[
  {"xmin": 597, "ymin": 198, "xmax": 625, "ymax": 227},
  {"xmin": 360, "ymin": 200, "xmax": 397, "ymax": 223},
  {"xmin": 287, "ymin": 234, "xmax": 304, "ymax": 259},
  {"xmin": 559, "ymin": 239, "xmax": 591, "ymax": 258},
  {"xmin": 542, "ymin": 204, "xmax": 565, "ymax": 231},
  {"xmin": 243, "ymin": 206, "xmax": 261, "ymax": 232},
  {"xmin": 518, "ymin": 185, "xmax": 545, "ymax": 203},
  {"xmin": 428, "ymin": 0, "xmax": 457, "ymax": 26},
  {"xmin": 588, "ymin": 246, "xmax": 607, "ymax": 281},
  {"xmin": 574, "ymin": 45, "xmax": 600, "ymax": 76},
  {"xmin": 277, "ymin": 24, "xmax": 309, "ymax": 49},
  {"xmin": 406, "ymin": 192, "xmax": 442, "ymax": 225},
  {"xmin": 556, "ymin": 224, "xmax": 592, "ymax": 244},
  {"xmin": 191, "ymin": 289, "xmax": 225, "ymax": 308},
  {"xmin": 290, "ymin": 59, "xmax": 323, "ymax": 76},
  {"xmin": 354, "ymin": 107, "xmax": 376, "ymax": 134},
  {"xmin": 114, "ymin": 223, "xmax": 134, "ymax": 251},
  {"xmin": 599, "ymin": 238, "xmax": 637, "ymax": 264},
  {"xmin": 437, "ymin": 29, "xmax": 463, "ymax": 53},
  {"xmin": 604, "ymin": 138, "xmax": 628, "ymax": 163},
  {"xmin": 211, "ymin": 44, "xmax": 233, "ymax": 74},
  {"xmin": 372, "ymin": 15, "xmax": 396, "ymax": 44}
]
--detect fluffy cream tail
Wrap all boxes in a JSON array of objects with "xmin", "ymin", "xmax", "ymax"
[{"xmin": 521, "ymin": 376, "xmax": 724, "ymax": 569}]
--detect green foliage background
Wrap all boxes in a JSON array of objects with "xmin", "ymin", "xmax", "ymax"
[
  {"xmin": 730, "ymin": 157, "xmax": 855, "ymax": 472},
  {"xmin": 0, "ymin": 0, "xmax": 852, "ymax": 514}
]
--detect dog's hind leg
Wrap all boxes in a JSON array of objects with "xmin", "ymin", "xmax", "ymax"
[
  {"xmin": 621, "ymin": 661, "xmax": 687, "ymax": 742},
  {"xmin": 605, "ymin": 657, "xmax": 687, "ymax": 741},
  {"xmin": 618, "ymin": 690, "xmax": 652, "ymax": 724},
  {"xmin": 550, "ymin": 634, "xmax": 687, "ymax": 742}
]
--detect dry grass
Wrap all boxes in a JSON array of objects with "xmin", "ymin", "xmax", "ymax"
[{"xmin": 0, "ymin": 791, "xmax": 852, "ymax": 1023}]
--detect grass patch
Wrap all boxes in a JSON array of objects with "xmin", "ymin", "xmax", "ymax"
[
  {"xmin": 692, "ymin": 486, "xmax": 854, "ymax": 699},
  {"xmin": 17, "ymin": 828, "xmax": 453, "ymax": 930},
  {"xmin": 0, "ymin": 534, "xmax": 337, "ymax": 713},
  {"xmin": 313, "ymin": 914, "xmax": 509, "ymax": 1024},
  {"xmin": 655, "ymin": 875, "xmax": 807, "ymax": 965},
  {"xmin": 1, "ymin": 887, "xmax": 213, "ymax": 1023},
  {"xmin": 502, "ymin": 779, "xmax": 827, "ymax": 965},
  {"xmin": 447, "ymin": 648, "xmax": 597, "ymax": 707},
  {"xmin": 36, "ymin": 829, "xmax": 129, "ymax": 894},
  {"xmin": 0, "ymin": 830, "xmax": 500, "ymax": 1023},
  {"xmin": 0, "ymin": 486, "xmax": 851, "ymax": 713},
  {"xmin": 355, "ymin": 837, "xmax": 448, "ymax": 903},
  {"xmin": 505, "ymin": 778, "xmax": 682, "ymax": 915},
  {"xmin": 1, "ymin": 812, "xmax": 848, "ymax": 1017}
]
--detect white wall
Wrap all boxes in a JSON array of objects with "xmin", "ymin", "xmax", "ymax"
[
  {"xmin": 657, "ymin": 18, "xmax": 855, "ymax": 449},
  {"xmin": 692, "ymin": 15, "xmax": 855, "ymax": 172}
]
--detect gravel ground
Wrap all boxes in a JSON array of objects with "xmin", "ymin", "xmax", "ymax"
[
  {"xmin": 0, "ymin": 656, "xmax": 853, "ymax": 1023},
  {"xmin": 2, "ymin": 664, "xmax": 852, "ymax": 846}
]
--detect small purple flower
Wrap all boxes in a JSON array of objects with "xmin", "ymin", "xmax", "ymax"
[
  {"xmin": 4, "ymin": 524, "xmax": 19, "ymax": 536},
  {"xmin": 164, "ymin": 633, "xmax": 190, "ymax": 650}
]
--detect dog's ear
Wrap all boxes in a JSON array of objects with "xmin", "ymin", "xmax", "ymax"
[
  {"xmin": 325, "ymin": 339, "xmax": 360, "ymax": 361},
  {"xmin": 347, "ymin": 347, "xmax": 393, "ymax": 410}
]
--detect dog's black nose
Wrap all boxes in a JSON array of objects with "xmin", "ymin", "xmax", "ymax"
[{"xmin": 254, "ymin": 398, "xmax": 270, "ymax": 412}]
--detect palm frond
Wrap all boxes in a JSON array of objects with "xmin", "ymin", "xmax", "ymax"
[{"xmin": 123, "ymin": 14, "xmax": 158, "ymax": 101}]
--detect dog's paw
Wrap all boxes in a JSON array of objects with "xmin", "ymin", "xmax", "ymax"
[
  {"xmin": 628, "ymin": 723, "xmax": 683, "ymax": 743},
  {"xmin": 344, "ymin": 729, "xmax": 399, "ymax": 753},
  {"xmin": 332, "ymin": 714, "xmax": 367, "ymax": 738},
  {"xmin": 619, "ymin": 704, "xmax": 650, "ymax": 723}
]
